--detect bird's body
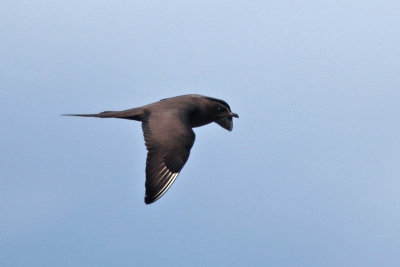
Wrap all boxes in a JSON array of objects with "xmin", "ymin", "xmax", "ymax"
[{"xmin": 65, "ymin": 94, "xmax": 238, "ymax": 204}]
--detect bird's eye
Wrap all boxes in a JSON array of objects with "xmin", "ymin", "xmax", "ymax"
[{"xmin": 217, "ymin": 106, "xmax": 222, "ymax": 112}]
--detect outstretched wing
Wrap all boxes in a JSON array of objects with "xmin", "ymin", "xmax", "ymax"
[{"xmin": 142, "ymin": 111, "xmax": 195, "ymax": 204}]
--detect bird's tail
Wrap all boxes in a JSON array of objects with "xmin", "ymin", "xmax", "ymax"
[{"xmin": 62, "ymin": 107, "xmax": 144, "ymax": 121}]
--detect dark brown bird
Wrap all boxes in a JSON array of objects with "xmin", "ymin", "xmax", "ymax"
[{"xmin": 64, "ymin": 94, "xmax": 239, "ymax": 204}]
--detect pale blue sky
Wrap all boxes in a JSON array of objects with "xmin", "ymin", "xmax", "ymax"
[{"xmin": 1, "ymin": 0, "xmax": 400, "ymax": 266}]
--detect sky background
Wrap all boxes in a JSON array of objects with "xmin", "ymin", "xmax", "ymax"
[{"xmin": 1, "ymin": 0, "xmax": 400, "ymax": 266}]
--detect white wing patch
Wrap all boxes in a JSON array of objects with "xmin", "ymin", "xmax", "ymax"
[{"xmin": 147, "ymin": 163, "xmax": 180, "ymax": 203}]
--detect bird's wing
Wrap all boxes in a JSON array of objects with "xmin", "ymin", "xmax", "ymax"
[{"xmin": 142, "ymin": 111, "xmax": 195, "ymax": 204}]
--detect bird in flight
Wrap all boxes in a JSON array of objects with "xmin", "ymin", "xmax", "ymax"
[{"xmin": 64, "ymin": 94, "xmax": 239, "ymax": 204}]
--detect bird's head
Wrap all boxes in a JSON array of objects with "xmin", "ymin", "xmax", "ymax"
[{"xmin": 205, "ymin": 97, "xmax": 239, "ymax": 131}]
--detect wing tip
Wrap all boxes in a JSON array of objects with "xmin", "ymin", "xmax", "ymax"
[
  {"xmin": 144, "ymin": 172, "xmax": 179, "ymax": 205},
  {"xmin": 144, "ymin": 196, "xmax": 156, "ymax": 205}
]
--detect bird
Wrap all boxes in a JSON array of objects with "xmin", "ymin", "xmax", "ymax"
[{"xmin": 64, "ymin": 94, "xmax": 239, "ymax": 204}]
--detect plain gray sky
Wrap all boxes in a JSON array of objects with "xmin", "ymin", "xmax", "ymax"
[{"xmin": 1, "ymin": 0, "xmax": 400, "ymax": 266}]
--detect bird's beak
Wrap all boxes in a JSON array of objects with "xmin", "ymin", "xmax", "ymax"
[
  {"xmin": 230, "ymin": 112, "xmax": 239, "ymax": 118},
  {"xmin": 215, "ymin": 112, "xmax": 238, "ymax": 131}
]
